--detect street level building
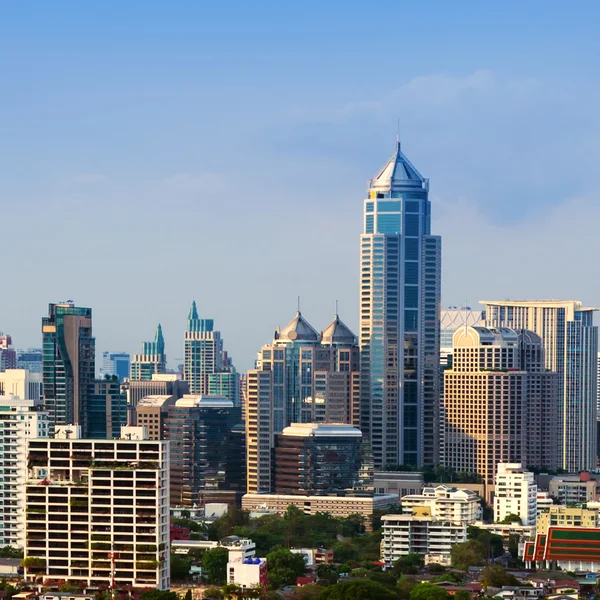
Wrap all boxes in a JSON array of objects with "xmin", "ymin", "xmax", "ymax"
[
  {"xmin": 483, "ymin": 300, "xmax": 599, "ymax": 471},
  {"xmin": 359, "ymin": 142, "xmax": 441, "ymax": 468},
  {"xmin": 24, "ymin": 425, "xmax": 170, "ymax": 590}
]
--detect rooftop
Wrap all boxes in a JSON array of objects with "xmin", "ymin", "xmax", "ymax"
[
  {"xmin": 281, "ymin": 422, "xmax": 362, "ymax": 438},
  {"xmin": 369, "ymin": 142, "xmax": 428, "ymax": 192}
]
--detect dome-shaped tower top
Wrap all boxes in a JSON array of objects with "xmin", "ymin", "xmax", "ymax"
[
  {"xmin": 275, "ymin": 311, "xmax": 320, "ymax": 342},
  {"xmin": 321, "ymin": 314, "xmax": 357, "ymax": 345}
]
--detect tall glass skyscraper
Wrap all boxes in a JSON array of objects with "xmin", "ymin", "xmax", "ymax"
[
  {"xmin": 130, "ymin": 324, "xmax": 166, "ymax": 381},
  {"xmin": 360, "ymin": 142, "xmax": 441, "ymax": 469}
]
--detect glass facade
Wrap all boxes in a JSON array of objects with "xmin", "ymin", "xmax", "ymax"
[
  {"xmin": 88, "ymin": 378, "xmax": 127, "ymax": 438},
  {"xmin": 130, "ymin": 324, "xmax": 166, "ymax": 381}
]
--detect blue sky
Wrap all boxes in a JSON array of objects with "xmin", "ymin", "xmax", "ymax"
[{"xmin": 1, "ymin": 1, "xmax": 599, "ymax": 370}]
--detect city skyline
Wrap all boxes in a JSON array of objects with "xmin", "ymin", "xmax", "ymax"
[{"xmin": 2, "ymin": 3, "xmax": 600, "ymax": 372}]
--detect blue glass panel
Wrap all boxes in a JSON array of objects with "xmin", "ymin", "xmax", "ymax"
[
  {"xmin": 405, "ymin": 200, "xmax": 420, "ymax": 213},
  {"xmin": 405, "ymin": 286, "xmax": 418, "ymax": 308},
  {"xmin": 366, "ymin": 214, "xmax": 374, "ymax": 233},
  {"xmin": 405, "ymin": 214, "xmax": 419, "ymax": 236},
  {"xmin": 404, "ymin": 310, "xmax": 418, "ymax": 330},
  {"xmin": 405, "ymin": 238, "xmax": 419, "ymax": 260},
  {"xmin": 405, "ymin": 262, "xmax": 418, "ymax": 284},
  {"xmin": 377, "ymin": 200, "xmax": 401, "ymax": 212},
  {"xmin": 377, "ymin": 214, "xmax": 400, "ymax": 234},
  {"xmin": 366, "ymin": 201, "xmax": 374, "ymax": 213}
]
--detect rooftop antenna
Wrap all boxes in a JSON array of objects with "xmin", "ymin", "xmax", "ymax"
[
  {"xmin": 397, "ymin": 118, "xmax": 401, "ymax": 149},
  {"xmin": 297, "ymin": 295, "xmax": 301, "ymax": 314},
  {"xmin": 335, "ymin": 299, "xmax": 339, "ymax": 317}
]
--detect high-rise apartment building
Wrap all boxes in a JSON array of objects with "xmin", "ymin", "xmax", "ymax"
[
  {"xmin": 483, "ymin": 300, "xmax": 599, "ymax": 471},
  {"xmin": 16, "ymin": 348, "xmax": 43, "ymax": 373},
  {"xmin": 24, "ymin": 425, "xmax": 170, "ymax": 590},
  {"xmin": 273, "ymin": 423, "xmax": 372, "ymax": 495},
  {"xmin": 494, "ymin": 463, "xmax": 537, "ymax": 526},
  {"xmin": 88, "ymin": 378, "xmax": 127, "ymax": 439},
  {"xmin": 0, "ymin": 369, "xmax": 42, "ymax": 401},
  {"xmin": 100, "ymin": 352, "xmax": 131, "ymax": 381},
  {"xmin": 246, "ymin": 311, "xmax": 360, "ymax": 493},
  {"xmin": 359, "ymin": 142, "xmax": 441, "ymax": 469},
  {"xmin": 443, "ymin": 326, "xmax": 560, "ymax": 485},
  {"xmin": 0, "ymin": 334, "xmax": 17, "ymax": 371},
  {"xmin": 208, "ymin": 351, "xmax": 240, "ymax": 407},
  {"xmin": 42, "ymin": 302, "xmax": 95, "ymax": 435},
  {"xmin": 0, "ymin": 395, "xmax": 48, "ymax": 548},
  {"xmin": 130, "ymin": 324, "xmax": 166, "ymax": 381},
  {"xmin": 166, "ymin": 395, "xmax": 245, "ymax": 507}
]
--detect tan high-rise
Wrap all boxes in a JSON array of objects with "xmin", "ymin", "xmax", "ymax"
[{"xmin": 443, "ymin": 326, "xmax": 560, "ymax": 486}]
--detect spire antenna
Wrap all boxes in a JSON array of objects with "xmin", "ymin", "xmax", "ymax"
[
  {"xmin": 396, "ymin": 118, "xmax": 401, "ymax": 149},
  {"xmin": 297, "ymin": 295, "xmax": 301, "ymax": 314},
  {"xmin": 335, "ymin": 299, "xmax": 339, "ymax": 317}
]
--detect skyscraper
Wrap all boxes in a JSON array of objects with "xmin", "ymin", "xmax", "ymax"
[
  {"xmin": 88, "ymin": 377, "xmax": 127, "ymax": 438},
  {"xmin": 0, "ymin": 334, "xmax": 17, "ymax": 371},
  {"xmin": 130, "ymin": 324, "xmax": 166, "ymax": 381},
  {"xmin": 483, "ymin": 300, "xmax": 599, "ymax": 471},
  {"xmin": 42, "ymin": 302, "xmax": 95, "ymax": 434},
  {"xmin": 246, "ymin": 311, "xmax": 360, "ymax": 493},
  {"xmin": 100, "ymin": 351, "xmax": 131, "ymax": 381},
  {"xmin": 359, "ymin": 142, "xmax": 441, "ymax": 469}
]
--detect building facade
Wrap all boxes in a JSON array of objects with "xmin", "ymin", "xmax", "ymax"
[
  {"xmin": 130, "ymin": 324, "xmax": 166, "ymax": 381},
  {"xmin": 273, "ymin": 423, "xmax": 372, "ymax": 495},
  {"xmin": 549, "ymin": 473, "xmax": 600, "ymax": 505},
  {"xmin": 24, "ymin": 426, "xmax": 170, "ymax": 590},
  {"xmin": 0, "ymin": 335, "xmax": 17, "ymax": 372},
  {"xmin": 0, "ymin": 396, "xmax": 48, "ymax": 548},
  {"xmin": 100, "ymin": 352, "xmax": 131, "ymax": 381},
  {"xmin": 537, "ymin": 505, "xmax": 599, "ymax": 535},
  {"xmin": 494, "ymin": 463, "xmax": 537, "ymax": 526},
  {"xmin": 16, "ymin": 348, "xmax": 43, "ymax": 373},
  {"xmin": 125, "ymin": 373, "xmax": 188, "ymax": 422},
  {"xmin": 443, "ymin": 326, "xmax": 560, "ymax": 486},
  {"xmin": 246, "ymin": 311, "xmax": 360, "ymax": 493},
  {"xmin": 399, "ymin": 485, "xmax": 481, "ymax": 523},
  {"xmin": 0, "ymin": 369, "xmax": 42, "ymax": 401},
  {"xmin": 88, "ymin": 378, "xmax": 127, "ymax": 439},
  {"xmin": 483, "ymin": 300, "xmax": 599, "ymax": 471},
  {"xmin": 135, "ymin": 395, "xmax": 177, "ymax": 440},
  {"xmin": 359, "ymin": 142, "xmax": 441, "ymax": 469},
  {"xmin": 166, "ymin": 396, "xmax": 245, "ymax": 507},
  {"xmin": 42, "ymin": 302, "xmax": 95, "ymax": 435}
]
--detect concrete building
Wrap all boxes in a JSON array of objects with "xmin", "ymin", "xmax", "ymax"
[
  {"xmin": 399, "ymin": 485, "xmax": 481, "ymax": 523},
  {"xmin": 125, "ymin": 373, "xmax": 188, "ymax": 425},
  {"xmin": 273, "ymin": 423, "xmax": 372, "ymax": 495},
  {"xmin": 359, "ymin": 141, "xmax": 441, "ymax": 469},
  {"xmin": 373, "ymin": 472, "xmax": 424, "ymax": 497},
  {"xmin": 494, "ymin": 464, "xmax": 537, "ymax": 526},
  {"xmin": 246, "ymin": 311, "xmax": 360, "ymax": 493},
  {"xmin": 537, "ymin": 505, "xmax": 599, "ymax": 535},
  {"xmin": 0, "ymin": 395, "xmax": 48, "ymax": 548},
  {"xmin": 483, "ymin": 300, "xmax": 599, "ymax": 471},
  {"xmin": 135, "ymin": 395, "xmax": 177, "ymax": 440},
  {"xmin": 42, "ymin": 302, "xmax": 95, "ymax": 435},
  {"xmin": 443, "ymin": 326, "xmax": 561, "ymax": 487},
  {"xmin": 549, "ymin": 472, "xmax": 600, "ymax": 504},
  {"xmin": 130, "ymin": 324, "xmax": 166, "ymax": 381},
  {"xmin": 24, "ymin": 425, "xmax": 170, "ymax": 590},
  {"xmin": 536, "ymin": 491, "xmax": 554, "ymax": 516},
  {"xmin": 440, "ymin": 308, "xmax": 484, "ymax": 365},
  {"xmin": 166, "ymin": 395, "xmax": 245, "ymax": 507},
  {"xmin": 0, "ymin": 334, "xmax": 17, "ymax": 372},
  {"xmin": 225, "ymin": 537, "xmax": 267, "ymax": 591},
  {"xmin": 242, "ymin": 492, "xmax": 398, "ymax": 529},
  {"xmin": 0, "ymin": 369, "xmax": 42, "ymax": 401},
  {"xmin": 99, "ymin": 352, "xmax": 130, "ymax": 381},
  {"xmin": 381, "ymin": 512, "xmax": 467, "ymax": 567}
]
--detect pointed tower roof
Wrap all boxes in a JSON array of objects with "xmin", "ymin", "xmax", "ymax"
[
  {"xmin": 321, "ymin": 315, "xmax": 357, "ymax": 345},
  {"xmin": 276, "ymin": 311, "xmax": 319, "ymax": 342},
  {"xmin": 154, "ymin": 323, "xmax": 164, "ymax": 344},
  {"xmin": 369, "ymin": 141, "xmax": 428, "ymax": 192},
  {"xmin": 188, "ymin": 300, "xmax": 199, "ymax": 321}
]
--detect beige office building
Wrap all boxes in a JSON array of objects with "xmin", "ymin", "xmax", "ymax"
[{"xmin": 443, "ymin": 326, "xmax": 560, "ymax": 486}]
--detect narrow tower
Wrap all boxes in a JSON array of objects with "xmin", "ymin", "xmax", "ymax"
[{"xmin": 359, "ymin": 141, "xmax": 441, "ymax": 468}]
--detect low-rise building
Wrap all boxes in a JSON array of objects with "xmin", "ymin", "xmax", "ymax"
[
  {"xmin": 537, "ymin": 505, "xmax": 599, "ymax": 535},
  {"xmin": 373, "ymin": 472, "xmax": 424, "ymax": 497},
  {"xmin": 381, "ymin": 511, "xmax": 467, "ymax": 567},
  {"xmin": 242, "ymin": 493, "xmax": 398, "ymax": 530},
  {"xmin": 536, "ymin": 491, "xmax": 554, "ymax": 516},
  {"xmin": 549, "ymin": 473, "xmax": 600, "ymax": 505},
  {"xmin": 24, "ymin": 425, "xmax": 170, "ymax": 590},
  {"xmin": 225, "ymin": 537, "xmax": 267, "ymax": 590},
  {"xmin": 400, "ymin": 485, "xmax": 481, "ymax": 523},
  {"xmin": 494, "ymin": 463, "xmax": 537, "ymax": 526},
  {"xmin": 472, "ymin": 522, "xmax": 536, "ymax": 545}
]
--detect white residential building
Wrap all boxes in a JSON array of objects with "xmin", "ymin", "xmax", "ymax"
[
  {"xmin": 0, "ymin": 370, "xmax": 42, "ymax": 402},
  {"xmin": 24, "ymin": 425, "xmax": 170, "ymax": 590},
  {"xmin": 494, "ymin": 464, "xmax": 537, "ymax": 526},
  {"xmin": 225, "ymin": 537, "xmax": 267, "ymax": 590},
  {"xmin": 0, "ymin": 395, "xmax": 48, "ymax": 548},
  {"xmin": 400, "ymin": 485, "xmax": 482, "ymax": 523},
  {"xmin": 536, "ymin": 491, "xmax": 554, "ymax": 517},
  {"xmin": 381, "ymin": 513, "xmax": 467, "ymax": 567}
]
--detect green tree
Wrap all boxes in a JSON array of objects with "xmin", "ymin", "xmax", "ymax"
[
  {"xmin": 454, "ymin": 592, "xmax": 471, "ymax": 600},
  {"xmin": 432, "ymin": 572, "xmax": 463, "ymax": 584},
  {"xmin": 202, "ymin": 547, "xmax": 229, "ymax": 585},
  {"xmin": 266, "ymin": 548, "xmax": 307, "ymax": 590},
  {"xmin": 467, "ymin": 526, "xmax": 504, "ymax": 560},
  {"xmin": 481, "ymin": 565, "xmax": 521, "ymax": 588},
  {"xmin": 0, "ymin": 546, "xmax": 22, "ymax": 559},
  {"xmin": 397, "ymin": 576, "xmax": 416, "ymax": 600},
  {"xmin": 317, "ymin": 579, "xmax": 399, "ymax": 600},
  {"xmin": 365, "ymin": 571, "xmax": 397, "ymax": 589},
  {"xmin": 499, "ymin": 513, "xmax": 522, "ymax": 525},
  {"xmin": 409, "ymin": 583, "xmax": 449, "ymax": 600},
  {"xmin": 184, "ymin": 590, "xmax": 192, "ymax": 600},
  {"xmin": 450, "ymin": 540, "xmax": 486, "ymax": 570},
  {"xmin": 392, "ymin": 552, "xmax": 424, "ymax": 575},
  {"xmin": 202, "ymin": 588, "xmax": 224, "ymax": 600},
  {"xmin": 170, "ymin": 553, "xmax": 193, "ymax": 581},
  {"xmin": 139, "ymin": 592, "xmax": 180, "ymax": 600}
]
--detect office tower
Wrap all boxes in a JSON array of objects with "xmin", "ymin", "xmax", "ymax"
[
  {"xmin": 16, "ymin": 348, "xmax": 43, "ymax": 373},
  {"xmin": 88, "ymin": 378, "xmax": 127, "ymax": 438},
  {"xmin": 135, "ymin": 395, "xmax": 177, "ymax": 440},
  {"xmin": 100, "ymin": 351, "xmax": 131, "ymax": 381},
  {"xmin": 0, "ymin": 334, "xmax": 17, "ymax": 371},
  {"xmin": 443, "ymin": 326, "xmax": 561, "ymax": 486},
  {"xmin": 208, "ymin": 351, "xmax": 240, "ymax": 407},
  {"xmin": 483, "ymin": 300, "xmax": 599, "ymax": 471},
  {"xmin": 130, "ymin": 324, "xmax": 166, "ymax": 381},
  {"xmin": 440, "ymin": 307, "xmax": 484, "ymax": 366},
  {"xmin": 494, "ymin": 464, "xmax": 537, "ymax": 526},
  {"xmin": 0, "ymin": 395, "xmax": 48, "ymax": 548},
  {"xmin": 42, "ymin": 302, "xmax": 95, "ymax": 434},
  {"xmin": 166, "ymin": 395, "xmax": 245, "ymax": 507},
  {"xmin": 0, "ymin": 369, "xmax": 42, "ymax": 401},
  {"xmin": 273, "ymin": 423, "xmax": 372, "ymax": 495},
  {"xmin": 246, "ymin": 311, "xmax": 360, "ymax": 494},
  {"xmin": 359, "ymin": 141, "xmax": 441, "ymax": 470},
  {"xmin": 125, "ymin": 373, "xmax": 188, "ymax": 425},
  {"xmin": 24, "ymin": 425, "xmax": 170, "ymax": 590}
]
